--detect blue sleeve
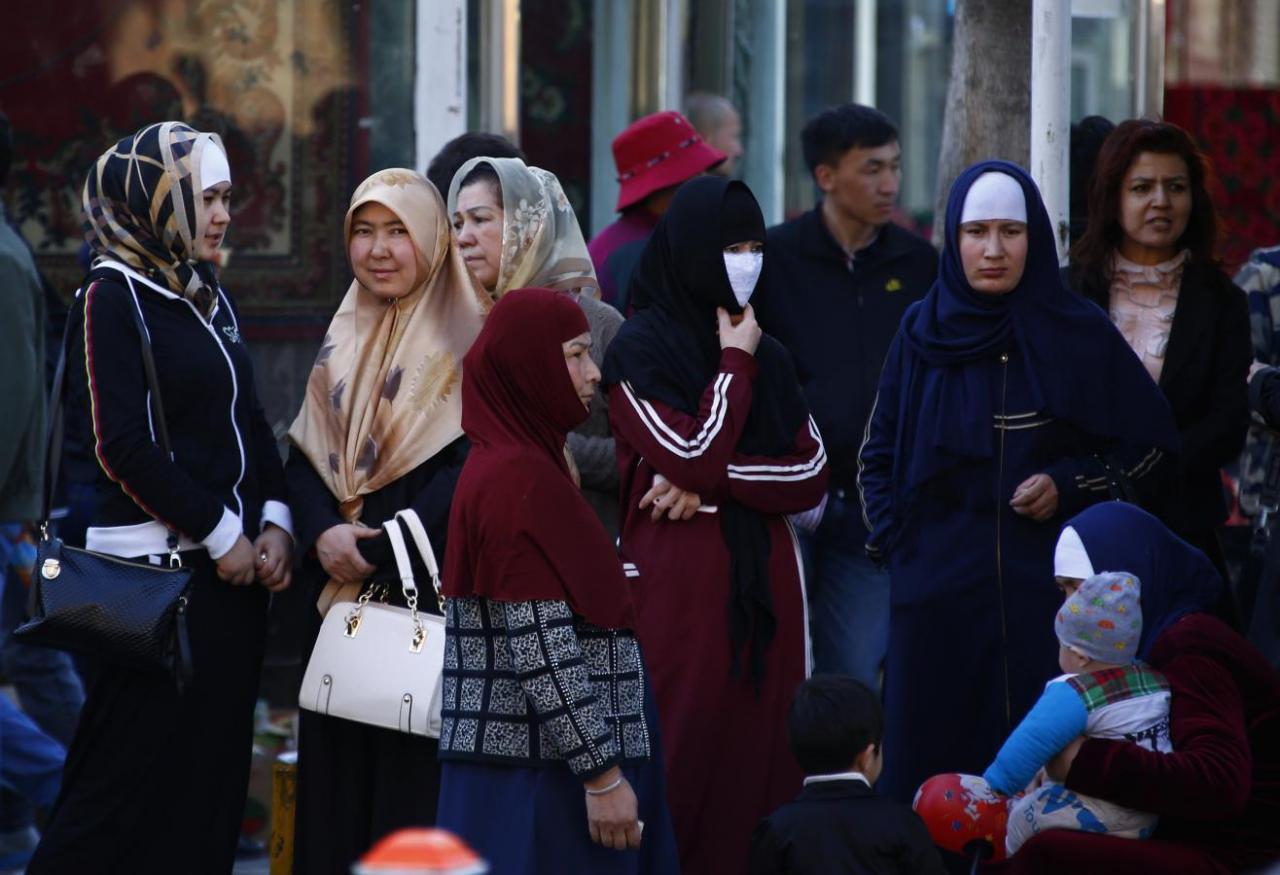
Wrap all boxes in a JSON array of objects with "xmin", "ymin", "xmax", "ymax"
[{"xmin": 983, "ymin": 681, "xmax": 1088, "ymax": 795}]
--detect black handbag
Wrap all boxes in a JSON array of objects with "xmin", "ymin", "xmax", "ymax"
[{"xmin": 14, "ymin": 282, "xmax": 194, "ymax": 688}]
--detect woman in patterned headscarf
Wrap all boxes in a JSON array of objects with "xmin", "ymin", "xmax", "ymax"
[
  {"xmin": 29, "ymin": 122, "xmax": 292, "ymax": 873},
  {"xmin": 284, "ymin": 168, "xmax": 488, "ymax": 873},
  {"xmin": 448, "ymin": 158, "xmax": 626, "ymax": 533}
]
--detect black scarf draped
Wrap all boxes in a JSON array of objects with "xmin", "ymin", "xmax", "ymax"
[{"xmin": 602, "ymin": 177, "xmax": 808, "ymax": 685}]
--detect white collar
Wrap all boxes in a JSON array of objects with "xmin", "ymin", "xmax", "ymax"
[
  {"xmin": 94, "ymin": 259, "xmax": 182, "ymax": 299},
  {"xmin": 803, "ymin": 771, "xmax": 872, "ymax": 788},
  {"xmin": 92, "ymin": 259, "xmax": 221, "ymax": 320}
]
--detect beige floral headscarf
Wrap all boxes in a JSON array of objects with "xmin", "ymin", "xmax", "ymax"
[
  {"xmin": 447, "ymin": 156, "xmax": 599, "ymax": 299},
  {"xmin": 289, "ymin": 168, "xmax": 489, "ymax": 523}
]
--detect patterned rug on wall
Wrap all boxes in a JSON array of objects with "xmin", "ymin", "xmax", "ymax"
[
  {"xmin": 0, "ymin": 1, "xmax": 362, "ymax": 334},
  {"xmin": 1165, "ymin": 85, "xmax": 1280, "ymax": 272}
]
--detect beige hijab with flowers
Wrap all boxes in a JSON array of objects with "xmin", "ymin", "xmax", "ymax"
[
  {"xmin": 448, "ymin": 156, "xmax": 600, "ymax": 299},
  {"xmin": 289, "ymin": 169, "xmax": 488, "ymax": 526}
]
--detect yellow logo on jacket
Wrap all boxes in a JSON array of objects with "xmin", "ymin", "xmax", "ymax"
[{"xmin": 885, "ymin": 278, "xmax": 902, "ymax": 292}]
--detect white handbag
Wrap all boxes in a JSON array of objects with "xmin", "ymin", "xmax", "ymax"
[{"xmin": 298, "ymin": 509, "xmax": 448, "ymax": 738}]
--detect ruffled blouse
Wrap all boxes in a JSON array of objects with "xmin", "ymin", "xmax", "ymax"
[{"xmin": 1109, "ymin": 250, "xmax": 1188, "ymax": 383}]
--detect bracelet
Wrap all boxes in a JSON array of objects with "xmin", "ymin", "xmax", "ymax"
[{"xmin": 585, "ymin": 776, "xmax": 624, "ymax": 797}]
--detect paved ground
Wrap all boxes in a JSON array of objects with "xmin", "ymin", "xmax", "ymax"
[{"xmin": 2, "ymin": 854, "xmax": 272, "ymax": 874}]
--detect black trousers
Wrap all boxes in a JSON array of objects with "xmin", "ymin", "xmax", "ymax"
[
  {"xmin": 292, "ymin": 709, "xmax": 441, "ymax": 874},
  {"xmin": 28, "ymin": 556, "xmax": 268, "ymax": 874}
]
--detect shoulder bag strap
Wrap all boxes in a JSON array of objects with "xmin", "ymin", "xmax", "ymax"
[
  {"xmin": 394, "ymin": 509, "xmax": 443, "ymax": 606},
  {"xmin": 39, "ymin": 294, "xmax": 75, "ymax": 533},
  {"xmin": 42, "ymin": 277, "xmax": 182, "ymax": 554},
  {"xmin": 122, "ymin": 277, "xmax": 182, "ymax": 555}
]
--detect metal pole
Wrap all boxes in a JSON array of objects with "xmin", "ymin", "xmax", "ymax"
[
  {"xmin": 855, "ymin": 0, "xmax": 877, "ymax": 106},
  {"xmin": 479, "ymin": 0, "xmax": 520, "ymax": 143},
  {"xmin": 1030, "ymin": 0, "xmax": 1072, "ymax": 263},
  {"xmin": 1144, "ymin": 0, "xmax": 1167, "ymax": 118},
  {"xmin": 741, "ymin": 0, "xmax": 786, "ymax": 224},
  {"xmin": 590, "ymin": 0, "xmax": 635, "ymax": 235}
]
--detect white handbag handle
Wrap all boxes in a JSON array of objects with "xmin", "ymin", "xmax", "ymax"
[
  {"xmin": 394, "ymin": 509, "xmax": 443, "ymax": 602},
  {"xmin": 377, "ymin": 517, "xmax": 427, "ymax": 653},
  {"xmin": 382, "ymin": 518, "xmax": 418, "ymax": 605}
]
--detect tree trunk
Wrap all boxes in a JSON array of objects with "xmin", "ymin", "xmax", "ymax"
[{"xmin": 932, "ymin": 0, "xmax": 1032, "ymax": 246}]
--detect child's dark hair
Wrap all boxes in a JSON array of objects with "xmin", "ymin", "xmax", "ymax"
[
  {"xmin": 787, "ymin": 675, "xmax": 883, "ymax": 774},
  {"xmin": 800, "ymin": 104, "xmax": 898, "ymax": 174}
]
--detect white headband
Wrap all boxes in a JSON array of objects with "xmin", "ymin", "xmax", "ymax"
[
  {"xmin": 1054, "ymin": 526, "xmax": 1095, "ymax": 580},
  {"xmin": 959, "ymin": 171, "xmax": 1026, "ymax": 224},
  {"xmin": 200, "ymin": 141, "xmax": 231, "ymax": 190}
]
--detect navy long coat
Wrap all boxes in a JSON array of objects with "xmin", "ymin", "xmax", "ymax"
[{"xmin": 858, "ymin": 336, "xmax": 1163, "ymax": 803}]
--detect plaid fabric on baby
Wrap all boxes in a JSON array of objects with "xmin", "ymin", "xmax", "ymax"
[{"xmin": 1066, "ymin": 663, "xmax": 1170, "ymax": 712}]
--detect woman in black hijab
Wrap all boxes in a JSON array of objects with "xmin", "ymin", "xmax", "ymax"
[{"xmin": 603, "ymin": 176, "xmax": 829, "ymax": 875}]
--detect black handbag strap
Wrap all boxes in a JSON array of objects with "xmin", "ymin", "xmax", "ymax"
[{"xmin": 43, "ymin": 272, "xmax": 181, "ymax": 554}]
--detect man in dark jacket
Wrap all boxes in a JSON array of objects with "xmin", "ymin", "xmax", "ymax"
[{"xmin": 754, "ymin": 104, "xmax": 937, "ymax": 685}]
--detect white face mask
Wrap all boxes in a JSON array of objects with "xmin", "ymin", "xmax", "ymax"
[{"xmin": 723, "ymin": 251, "xmax": 764, "ymax": 308}]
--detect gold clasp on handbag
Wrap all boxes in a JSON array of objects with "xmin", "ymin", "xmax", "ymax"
[
  {"xmin": 41, "ymin": 559, "xmax": 61, "ymax": 580},
  {"xmin": 405, "ymin": 593, "xmax": 426, "ymax": 653},
  {"xmin": 344, "ymin": 583, "xmax": 382, "ymax": 638}
]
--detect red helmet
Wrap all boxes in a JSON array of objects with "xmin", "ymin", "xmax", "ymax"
[{"xmin": 912, "ymin": 773, "xmax": 1010, "ymax": 862}]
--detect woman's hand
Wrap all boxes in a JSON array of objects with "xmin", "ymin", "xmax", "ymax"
[
  {"xmin": 1010, "ymin": 473, "xmax": 1059, "ymax": 522},
  {"xmin": 215, "ymin": 535, "xmax": 257, "ymax": 585},
  {"xmin": 254, "ymin": 524, "xmax": 293, "ymax": 593},
  {"xmin": 639, "ymin": 474, "xmax": 701, "ymax": 522},
  {"xmin": 717, "ymin": 305, "xmax": 761, "ymax": 355},
  {"xmin": 316, "ymin": 523, "xmax": 380, "ymax": 584},
  {"xmin": 1046, "ymin": 736, "xmax": 1085, "ymax": 783},
  {"xmin": 584, "ymin": 767, "xmax": 642, "ymax": 851}
]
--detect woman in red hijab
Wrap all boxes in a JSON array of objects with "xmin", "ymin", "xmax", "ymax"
[{"xmin": 437, "ymin": 288, "xmax": 678, "ymax": 873}]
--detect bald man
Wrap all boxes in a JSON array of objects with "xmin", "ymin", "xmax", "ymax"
[{"xmin": 684, "ymin": 92, "xmax": 743, "ymax": 177}]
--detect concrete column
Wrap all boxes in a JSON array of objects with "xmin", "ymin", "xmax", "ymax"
[
  {"xmin": 414, "ymin": 0, "xmax": 467, "ymax": 175},
  {"xmin": 1030, "ymin": 0, "xmax": 1072, "ymax": 263}
]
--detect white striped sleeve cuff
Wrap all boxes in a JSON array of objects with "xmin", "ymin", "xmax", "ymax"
[
  {"xmin": 726, "ymin": 417, "xmax": 828, "ymax": 482},
  {"xmin": 620, "ymin": 375, "xmax": 733, "ymax": 459},
  {"xmin": 261, "ymin": 500, "xmax": 295, "ymax": 540},
  {"xmin": 202, "ymin": 506, "xmax": 244, "ymax": 560}
]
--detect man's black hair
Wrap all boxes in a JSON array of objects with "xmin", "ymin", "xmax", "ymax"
[
  {"xmin": 800, "ymin": 103, "xmax": 898, "ymax": 174},
  {"xmin": 787, "ymin": 675, "xmax": 883, "ymax": 775},
  {"xmin": 426, "ymin": 132, "xmax": 526, "ymax": 200},
  {"xmin": 1068, "ymin": 115, "xmax": 1116, "ymax": 246}
]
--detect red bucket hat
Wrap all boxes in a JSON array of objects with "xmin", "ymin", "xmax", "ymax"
[{"xmin": 612, "ymin": 111, "xmax": 726, "ymax": 212}]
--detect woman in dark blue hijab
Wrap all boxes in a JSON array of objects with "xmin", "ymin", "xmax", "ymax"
[
  {"xmin": 1055, "ymin": 502, "xmax": 1223, "ymax": 658},
  {"xmin": 1005, "ymin": 502, "xmax": 1280, "ymax": 870},
  {"xmin": 858, "ymin": 160, "xmax": 1178, "ymax": 803}
]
